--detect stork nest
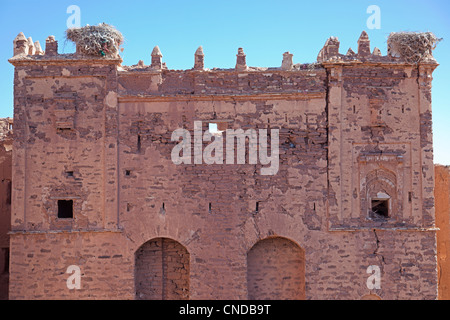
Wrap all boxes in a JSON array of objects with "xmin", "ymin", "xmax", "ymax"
[
  {"xmin": 387, "ymin": 32, "xmax": 441, "ymax": 63},
  {"xmin": 65, "ymin": 23, "xmax": 123, "ymax": 57}
]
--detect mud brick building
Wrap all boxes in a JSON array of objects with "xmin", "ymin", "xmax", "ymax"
[
  {"xmin": 436, "ymin": 165, "xmax": 450, "ymax": 300},
  {"xmin": 0, "ymin": 118, "xmax": 12, "ymax": 300},
  {"xmin": 5, "ymin": 29, "xmax": 441, "ymax": 300}
]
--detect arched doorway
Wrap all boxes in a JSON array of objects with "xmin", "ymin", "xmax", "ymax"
[
  {"xmin": 135, "ymin": 238, "xmax": 190, "ymax": 300},
  {"xmin": 247, "ymin": 237, "xmax": 305, "ymax": 300}
]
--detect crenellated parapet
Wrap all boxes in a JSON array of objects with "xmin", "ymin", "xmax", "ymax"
[
  {"xmin": 318, "ymin": 30, "xmax": 439, "ymax": 66},
  {"xmin": 10, "ymin": 29, "xmax": 440, "ymax": 74}
]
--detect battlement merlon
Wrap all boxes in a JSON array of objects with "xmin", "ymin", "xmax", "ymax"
[
  {"xmin": 9, "ymin": 30, "xmax": 439, "ymax": 71},
  {"xmin": 317, "ymin": 31, "xmax": 439, "ymax": 67}
]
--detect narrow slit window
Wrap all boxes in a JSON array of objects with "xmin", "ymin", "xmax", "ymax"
[
  {"xmin": 6, "ymin": 180, "xmax": 11, "ymax": 205},
  {"xmin": 137, "ymin": 135, "xmax": 141, "ymax": 152},
  {"xmin": 58, "ymin": 200, "xmax": 73, "ymax": 219},
  {"xmin": 371, "ymin": 199, "xmax": 389, "ymax": 218},
  {"xmin": 2, "ymin": 248, "xmax": 9, "ymax": 274}
]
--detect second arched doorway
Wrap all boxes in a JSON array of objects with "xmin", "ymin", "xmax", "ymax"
[
  {"xmin": 247, "ymin": 237, "xmax": 306, "ymax": 300},
  {"xmin": 135, "ymin": 237, "xmax": 190, "ymax": 300}
]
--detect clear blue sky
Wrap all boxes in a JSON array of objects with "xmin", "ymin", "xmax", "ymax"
[{"xmin": 0, "ymin": 0, "xmax": 449, "ymax": 164}]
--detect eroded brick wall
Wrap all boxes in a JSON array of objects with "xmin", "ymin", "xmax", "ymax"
[
  {"xmin": 0, "ymin": 118, "xmax": 12, "ymax": 300},
  {"xmin": 7, "ymin": 31, "xmax": 440, "ymax": 300},
  {"xmin": 436, "ymin": 165, "xmax": 450, "ymax": 300},
  {"xmin": 247, "ymin": 237, "xmax": 305, "ymax": 300}
]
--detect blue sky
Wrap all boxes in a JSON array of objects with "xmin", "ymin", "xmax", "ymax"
[{"xmin": 0, "ymin": 0, "xmax": 449, "ymax": 164}]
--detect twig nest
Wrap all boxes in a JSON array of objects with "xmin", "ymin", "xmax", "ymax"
[
  {"xmin": 65, "ymin": 23, "xmax": 123, "ymax": 58},
  {"xmin": 387, "ymin": 32, "xmax": 441, "ymax": 64}
]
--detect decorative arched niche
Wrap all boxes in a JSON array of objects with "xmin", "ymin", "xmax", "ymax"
[{"xmin": 363, "ymin": 168, "xmax": 398, "ymax": 221}]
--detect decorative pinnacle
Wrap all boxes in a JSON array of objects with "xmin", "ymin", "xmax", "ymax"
[
  {"xmin": 13, "ymin": 32, "xmax": 29, "ymax": 57},
  {"xmin": 34, "ymin": 41, "xmax": 44, "ymax": 55},
  {"xmin": 14, "ymin": 32, "xmax": 27, "ymax": 42},
  {"xmin": 373, "ymin": 47, "xmax": 382, "ymax": 56},
  {"xmin": 236, "ymin": 48, "xmax": 247, "ymax": 71},
  {"xmin": 195, "ymin": 46, "xmax": 204, "ymax": 56},
  {"xmin": 27, "ymin": 37, "xmax": 35, "ymax": 55},
  {"xmin": 151, "ymin": 45, "xmax": 162, "ymax": 57},
  {"xmin": 46, "ymin": 35, "xmax": 56, "ymax": 42},
  {"xmin": 281, "ymin": 51, "xmax": 294, "ymax": 71},
  {"xmin": 194, "ymin": 46, "xmax": 205, "ymax": 70},
  {"xmin": 357, "ymin": 31, "xmax": 371, "ymax": 56},
  {"xmin": 358, "ymin": 30, "xmax": 369, "ymax": 41}
]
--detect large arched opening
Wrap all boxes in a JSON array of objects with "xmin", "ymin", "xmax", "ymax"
[
  {"xmin": 247, "ymin": 237, "xmax": 306, "ymax": 300},
  {"xmin": 135, "ymin": 237, "xmax": 190, "ymax": 300}
]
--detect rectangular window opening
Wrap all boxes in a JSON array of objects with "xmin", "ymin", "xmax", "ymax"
[
  {"xmin": 6, "ymin": 180, "xmax": 11, "ymax": 205},
  {"xmin": 58, "ymin": 200, "xmax": 73, "ymax": 219},
  {"xmin": 371, "ymin": 199, "xmax": 389, "ymax": 218},
  {"xmin": 209, "ymin": 122, "xmax": 228, "ymax": 136},
  {"xmin": 2, "ymin": 248, "xmax": 9, "ymax": 274},
  {"xmin": 137, "ymin": 134, "xmax": 141, "ymax": 152}
]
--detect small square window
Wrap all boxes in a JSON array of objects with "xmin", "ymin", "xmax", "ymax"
[
  {"xmin": 58, "ymin": 200, "xmax": 73, "ymax": 219},
  {"xmin": 209, "ymin": 122, "xmax": 228, "ymax": 135},
  {"xmin": 371, "ymin": 199, "xmax": 389, "ymax": 219}
]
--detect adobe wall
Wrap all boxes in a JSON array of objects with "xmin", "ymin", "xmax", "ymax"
[
  {"xmin": 7, "ymin": 31, "xmax": 439, "ymax": 300},
  {"xmin": 0, "ymin": 118, "xmax": 12, "ymax": 300},
  {"xmin": 436, "ymin": 165, "xmax": 450, "ymax": 300}
]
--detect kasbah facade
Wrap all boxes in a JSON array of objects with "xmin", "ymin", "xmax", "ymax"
[{"xmin": 0, "ymin": 25, "xmax": 449, "ymax": 300}]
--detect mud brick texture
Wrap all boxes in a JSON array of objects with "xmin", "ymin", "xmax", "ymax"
[{"xmin": 4, "ymin": 30, "xmax": 442, "ymax": 300}]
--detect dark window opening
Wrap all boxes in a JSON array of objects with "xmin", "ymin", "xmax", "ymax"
[
  {"xmin": 137, "ymin": 134, "xmax": 141, "ymax": 152},
  {"xmin": 6, "ymin": 180, "xmax": 11, "ymax": 205},
  {"xmin": 125, "ymin": 170, "xmax": 131, "ymax": 176},
  {"xmin": 255, "ymin": 202, "xmax": 259, "ymax": 214},
  {"xmin": 371, "ymin": 199, "xmax": 389, "ymax": 218},
  {"xmin": 66, "ymin": 171, "xmax": 74, "ymax": 177},
  {"xmin": 160, "ymin": 202, "xmax": 166, "ymax": 215},
  {"xmin": 408, "ymin": 192, "xmax": 412, "ymax": 203},
  {"xmin": 208, "ymin": 203, "xmax": 212, "ymax": 214},
  {"xmin": 2, "ymin": 248, "xmax": 9, "ymax": 274},
  {"xmin": 58, "ymin": 200, "xmax": 73, "ymax": 219}
]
